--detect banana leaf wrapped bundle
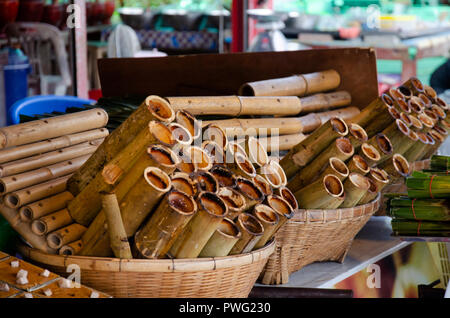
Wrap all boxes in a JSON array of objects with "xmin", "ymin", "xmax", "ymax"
[
  {"xmin": 389, "ymin": 197, "xmax": 450, "ymax": 221},
  {"xmin": 406, "ymin": 174, "xmax": 450, "ymax": 199},
  {"xmin": 430, "ymin": 155, "xmax": 450, "ymax": 172},
  {"xmin": 391, "ymin": 219, "xmax": 450, "ymax": 237}
]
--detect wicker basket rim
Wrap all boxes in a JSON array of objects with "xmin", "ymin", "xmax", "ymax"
[
  {"xmin": 289, "ymin": 193, "xmax": 380, "ymax": 223},
  {"xmin": 18, "ymin": 240, "xmax": 276, "ymax": 273}
]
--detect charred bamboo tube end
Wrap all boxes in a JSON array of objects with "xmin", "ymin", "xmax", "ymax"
[
  {"xmin": 203, "ymin": 123, "xmax": 228, "ymax": 150},
  {"xmin": 252, "ymin": 174, "xmax": 273, "ymax": 197},
  {"xmin": 277, "ymin": 186, "xmax": 299, "ymax": 211},
  {"xmin": 191, "ymin": 170, "xmax": 219, "ymax": 194},
  {"xmin": 148, "ymin": 120, "xmax": 176, "ymax": 147},
  {"xmin": 235, "ymin": 177, "xmax": 264, "ymax": 210},
  {"xmin": 175, "ymin": 110, "xmax": 201, "ymax": 140},
  {"xmin": 171, "ymin": 172, "xmax": 197, "ymax": 196},
  {"xmin": 210, "ymin": 165, "xmax": 237, "ymax": 188},
  {"xmin": 218, "ymin": 187, "xmax": 246, "ymax": 220},
  {"xmin": 145, "ymin": 95, "xmax": 175, "ymax": 123},
  {"xmin": 168, "ymin": 123, "xmax": 193, "ymax": 146},
  {"xmin": 148, "ymin": 144, "xmax": 180, "ymax": 170},
  {"xmin": 348, "ymin": 155, "xmax": 370, "ymax": 175}
]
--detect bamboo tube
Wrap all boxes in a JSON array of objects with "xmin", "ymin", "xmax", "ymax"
[
  {"xmin": 100, "ymin": 192, "xmax": 132, "ymax": 259},
  {"xmin": 436, "ymin": 97, "xmax": 448, "ymax": 110},
  {"xmin": 399, "ymin": 112, "xmax": 413, "ymax": 128},
  {"xmin": 280, "ymin": 117, "xmax": 348, "ymax": 178},
  {"xmin": 298, "ymin": 91, "xmax": 351, "ymax": 114},
  {"xmin": 288, "ymin": 137, "xmax": 354, "ymax": 192},
  {"xmin": 339, "ymin": 173, "xmax": 370, "ymax": 208},
  {"xmin": 59, "ymin": 240, "xmax": 83, "ymax": 255},
  {"xmin": 361, "ymin": 103, "xmax": 399, "ymax": 138},
  {"xmin": 171, "ymin": 172, "xmax": 197, "ymax": 196},
  {"xmin": 408, "ymin": 114, "xmax": 423, "ymax": 132},
  {"xmin": 4, "ymin": 175, "xmax": 70, "ymax": 209},
  {"xmin": 276, "ymin": 186, "xmax": 298, "ymax": 211},
  {"xmin": 408, "ymin": 97, "xmax": 425, "ymax": 114},
  {"xmin": 67, "ymin": 95, "xmax": 175, "ymax": 196},
  {"xmin": 439, "ymin": 119, "xmax": 450, "ymax": 133},
  {"xmin": 420, "ymin": 134, "xmax": 436, "ymax": 160},
  {"xmin": 235, "ymin": 177, "xmax": 264, "ymax": 211},
  {"xmin": 367, "ymin": 168, "xmax": 390, "ymax": 193},
  {"xmin": 265, "ymin": 194, "xmax": 294, "ymax": 232},
  {"xmin": 350, "ymin": 94, "xmax": 395, "ymax": 131},
  {"xmin": 347, "ymin": 155, "xmax": 370, "ymax": 175},
  {"xmin": 315, "ymin": 107, "xmax": 360, "ymax": 125},
  {"xmin": 19, "ymin": 191, "xmax": 74, "ymax": 222},
  {"xmin": 175, "ymin": 110, "xmax": 201, "ymax": 141},
  {"xmin": 176, "ymin": 147, "xmax": 196, "ymax": 174},
  {"xmin": 243, "ymin": 136, "xmax": 269, "ymax": 168},
  {"xmin": 202, "ymin": 141, "xmax": 225, "ymax": 166},
  {"xmin": 394, "ymin": 99, "xmax": 411, "ymax": 114},
  {"xmin": 317, "ymin": 157, "xmax": 349, "ymax": 183},
  {"xmin": 402, "ymin": 77, "xmax": 425, "ymax": 95},
  {"xmin": 387, "ymin": 87, "xmax": 405, "ymax": 102},
  {"xmin": 381, "ymin": 119, "xmax": 413, "ymax": 155},
  {"xmin": 433, "ymin": 125, "xmax": 448, "ymax": 138},
  {"xmin": 134, "ymin": 190, "xmax": 197, "ymax": 259},
  {"xmin": 191, "ymin": 170, "xmax": 219, "ymax": 194},
  {"xmin": 228, "ymin": 152, "xmax": 257, "ymax": 179},
  {"xmin": 423, "ymin": 130, "xmax": 445, "ymax": 158},
  {"xmin": 146, "ymin": 144, "xmax": 180, "ymax": 175},
  {"xmin": 257, "ymin": 133, "xmax": 307, "ymax": 152},
  {"xmin": 431, "ymin": 105, "xmax": 446, "ymax": 120},
  {"xmin": 403, "ymin": 132, "xmax": 429, "ymax": 163},
  {"xmin": 423, "ymin": 85, "xmax": 437, "ymax": 101},
  {"xmin": 294, "ymin": 174, "xmax": 344, "ymax": 209},
  {"xmin": 68, "ymin": 122, "xmax": 176, "ymax": 226},
  {"xmin": 257, "ymin": 163, "xmax": 282, "ymax": 189},
  {"xmin": 358, "ymin": 178, "xmax": 379, "ymax": 205},
  {"xmin": 209, "ymin": 165, "xmax": 237, "ymax": 189},
  {"xmin": 198, "ymin": 218, "xmax": 241, "ymax": 257},
  {"xmin": 251, "ymin": 205, "xmax": 279, "ymax": 250},
  {"xmin": 348, "ymin": 123, "xmax": 368, "ymax": 148},
  {"xmin": 0, "ymin": 108, "xmax": 108, "ymax": 149},
  {"xmin": 419, "ymin": 93, "xmax": 433, "ymax": 108},
  {"xmin": 78, "ymin": 167, "xmax": 172, "ymax": 257},
  {"xmin": 202, "ymin": 123, "xmax": 228, "ymax": 150},
  {"xmin": 229, "ymin": 213, "xmax": 264, "ymax": 255},
  {"xmin": 0, "ymin": 128, "xmax": 109, "ymax": 165},
  {"xmin": 239, "ymin": 69, "xmax": 340, "ymax": 96},
  {"xmin": 252, "ymin": 174, "xmax": 273, "ymax": 197},
  {"xmin": 366, "ymin": 133, "xmax": 393, "ymax": 164},
  {"xmin": 424, "ymin": 109, "xmax": 439, "ymax": 125},
  {"xmin": 47, "ymin": 223, "xmax": 87, "ymax": 250},
  {"xmin": 319, "ymin": 191, "xmax": 346, "ymax": 209},
  {"xmin": 169, "ymin": 192, "xmax": 228, "ymax": 258},
  {"xmin": 183, "ymin": 146, "xmax": 213, "ymax": 172},
  {"xmin": 378, "ymin": 154, "xmax": 410, "ymax": 182},
  {"xmin": 218, "ymin": 187, "xmax": 246, "ymax": 220},
  {"xmin": 31, "ymin": 208, "xmax": 73, "ymax": 236},
  {"xmin": 0, "ymin": 155, "xmax": 90, "ymax": 195},
  {"xmin": 167, "ymin": 122, "xmax": 193, "ymax": 146},
  {"xmin": 0, "ymin": 140, "xmax": 101, "ymax": 178},
  {"xmin": 396, "ymin": 85, "xmax": 413, "ymax": 100},
  {"xmin": 268, "ymin": 160, "xmax": 287, "ymax": 187}
]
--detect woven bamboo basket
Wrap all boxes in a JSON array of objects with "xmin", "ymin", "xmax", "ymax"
[
  {"xmin": 375, "ymin": 159, "xmax": 431, "ymax": 216},
  {"xmin": 259, "ymin": 195, "xmax": 380, "ymax": 285},
  {"xmin": 17, "ymin": 240, "xmax": 275, "ymax": 298}
]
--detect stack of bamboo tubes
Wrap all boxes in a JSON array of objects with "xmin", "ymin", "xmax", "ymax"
[
  {"xmin": 68, "ymin": 94, "xmax": 297, "ymax": 259},
  {"xmin": 0, "ymin": 109, "xmax": 110, "ymax": 254},
  {"xmin": 281, "ymin": 77, "xmax": 450, "ymax": 209}
]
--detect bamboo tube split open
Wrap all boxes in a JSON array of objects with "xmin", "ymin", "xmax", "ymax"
[
  {"xmin": 31, "ymin": 208, "xmax": 73, "ymax": 236},
  {"xmin": 276, "ymin": 186, "xmax": 298, "ymax": 211},
  {"xmin": 171, "ymin": 172, "xmax": 197, "ymax": 196},
  {"xmin": 67, "ymin": 95, "xmax": 174, "ymax": 196},
  {"xmin": 229, "ymin": 213, "xmax": 264, "ymax": 255},
  {"xmin": 339, "ymin": 173, "xmax": 370, "ymax": 208},
  {"xmin": 46, "ymin": 223, "xmax": 87, "ymax": 250},
  {"xmin": 252, "ymin": 204, "xmax": 279, "ymax": 250},
  {"xmin": 239, "ymin": 69, "xmax": 340, "ymax": 97},
  {"xmin": 101, "ymin": 192, "xmax": 132, "ymax": 259},
  {"xmin": 169, "ymin": 192, "xmax": 228, "ymax": 259},
  {"xmin": 218, "ymin": 187, "xmax": 246, "ymax": 220},
  {"xmin": 235, "ymin": 177, "xmax": 264, "ymax": 211},
  {"xmin": 0, "ymin": 128, "xmax": 109, "ymax": 165},
  {"xmin": 135, "ymin": 190, "xmax": 197, "ymax": 259},
  {"xmin": 281, "ymin": 117, "xmax": 348, "ymax": 179},
  {"xmin": 347, "ymin": 155, "xmax": 370, "ymax": 175},
  {"xmin": 294, "ymin": 174, "xmax": 344, "ymax": 209},
  {"xmin": 19, "ymin": 191, "xmax": 74, "ymax": 222},
  {"xmin": 198, "ymin": 218, "xmax": 241, "ymax": 257},
  {"xmin": 4, "ymin": 175, "xmax": 70, "ymax": 209},
  {"xmin": 59, "ymin": 240, "xmax": 83, "ymax": 256}
]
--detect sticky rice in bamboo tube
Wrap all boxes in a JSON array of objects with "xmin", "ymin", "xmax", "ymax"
[
  {"xmin": 78, "ymin": 167, "xmax": 172, "ymax": 257},
  {"xmin": 347, "ymin": 155, "xmax": 370, "ymax": 175},
  {"xmin": 287, "ymin": 137, "xmax": 354, "ymax": 193},
  {"xmin": 402, "ymin": 77, "xmax": 425, "ymax": 96},
  {"xmin": 408, "ymin": 97, "xmax": 425, "ymax": 114},
  {"xmin": 366, "ymin": 133, "xmax": 393, "ymax": 165},
  {"xmin": 167, "ymin": 123, "xmax": 193, "ymax": 146},
  {"xmin": 408, "ymin": 114, "xmax": 423, "ymax": 132},
  {"xmin": 217, "ymin": 187, "xmax": 246, "ymax": 220},
  {"xmin": 280, "ymin": 117, "xmax": 348, "ymax": 179},
  {"xmin": 423, "ymin": 84, "xmax": 437, "ymax": 102},
  {"xmin": 239, "ymin": 69, "xmax": 340, "ymax": 97},
  {"xmin": 177, "ymin": 146, "xmax": 212, "ymax": 173},
  {"xmin": 198, "ymin": 218, "xmax": 241, "ymax": 257},
  {"xmin": 191, "ymin": 171, "xmax": 219, "ymax": 194},
  {"xmin": 252, "ymin": 174, "xmax": 273, "ymax": 197},
  {"xmin": 339, "ymin": 173, "xmax": 370, "ymax": 208},
  {"xmin": 67, "ymin": 121, "xmax": 177, "ymax": 226},
  {"xmin": 0, "ymin": 128, "xmax": 108, "ymax": 165},
  {"xmin": 0, "ymin": 155, "xmax": 90, "ymax": 195},
  {"xmin": 317, "ymin": 157, "xmax": 349, "ymax": 183},
  {"xmin": 379, "ymin": 154, "xmax": 410, "ymax": 182},
  {"xmin": 235, "ymin": 177, "xmax": 264, "ymax": 211},
  {"xmin": 229, "ymin": 213, "xmax": 264, "ymax": 255},
  {"xmin": 257, "ymin": 163, "xmax": 282, "ymax": 189},
  {"xmin": 169, "ymin": 192, "xmax": 228, "ymax": 259},
  {"xmin": 358, "ymin": 178, "xmax": 379, "ymax": 205},
  {"xmin": 4, "ymin": 175, "xmax": 70, "ymax": 209},
  {"xmin": 229, "ymin": 152, "xmax": 257, "ymax": 179},
  {"xmin": 135, "ymin": 190, "xmax": 197, "ymax": 259},
  {"xmin": 175, "ymin": 110, "xmax": 201, "ymax": 141},
  {"xmin": 367, "ymin": 168, "xmax": 390, "ymax": 193},
  {"xmin": 67, "ymin": 95, "xmax": 175, "ymax": 196},
  {"xmin": 19, "ymin": 191, "xmax": 73, "ymax": 222},
  {"xmin": 403, "ymin": 132, "xmax": 429, "ymax": 163},
  {"xmin": 265, "ymin": 194, "xmax": 294, "ymax": 232},
  {"xmin": 348, "ymin": 123, "xmax": 368, "ymax": 148},
  {"xmin": 431, "ymin": 105, "xmax": 446, "ymax": 120},
  {"xmin": 357, "ymin": 143, "xmax": 381, "ymax": 168},
  {"xmin": 0, "ymin": 108, "xmax": 108, "ymax": 149},
  {"xmin": 419, "ymin": 94, "xmax": 432, "ymax": 109},
  {"xmin": 294, "ymin": 174, "xmax": 344, "ymax": 209},
  {"xmin": 210, "ymin": 166, "xmax": 237, "ymax": 189},
  {"xmin": 202, "ymin": 123, "xmax": 228, "ymax": 150},
  {"xmin": 171, "ymin": 172, "xmax": 197, "ymax": 196},
  {"xmin": 387, "ymin": 87, "xmax": 405, "ymax": 103},
  {"xmin": 252, "ymin": 204, "xmax": 279, "ymax": 250},
  {"xmin": 276, "ymin": 186, "xmax": 298, "ymax": 211},
  {"xmin": 241, "ymin": 136, "xmax": 269, "ymax": 168}
]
